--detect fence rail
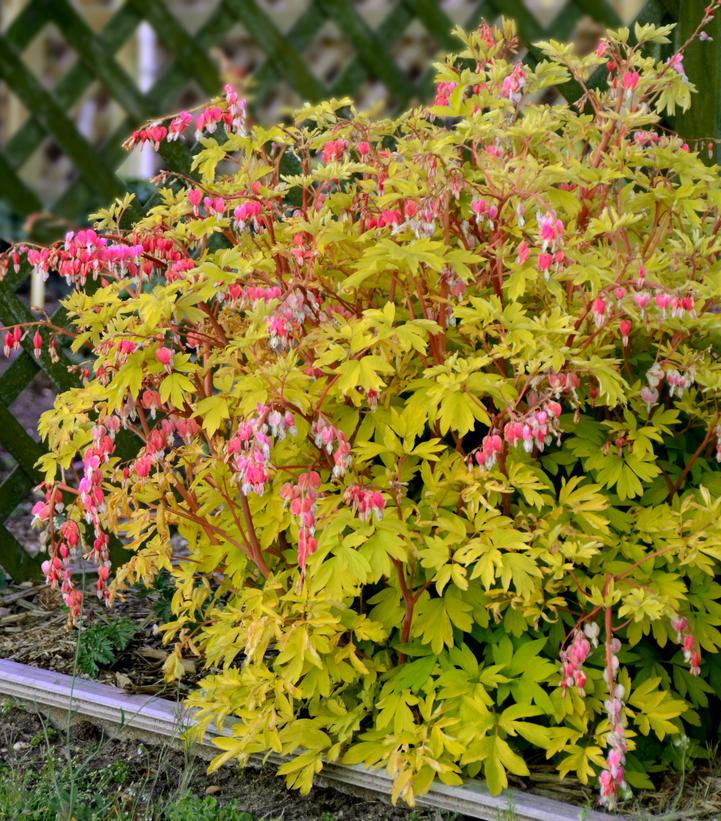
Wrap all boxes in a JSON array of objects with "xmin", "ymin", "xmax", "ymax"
[{"xmin": 0, "ymin": 0, "xmax": 714, "ymax": 579}]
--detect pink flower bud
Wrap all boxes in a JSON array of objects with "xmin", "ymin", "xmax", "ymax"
[
  {"xmin": 592, "ymin": 297, "xmax": 606, "ymax": 327},
  {"xmin": 537, "ymin": 251, "xmax": 553, "ymax": 273},
  {"xmin": 516, "ymin": 240, "xmax": 530, "ymax": 265},
  {"xmin": 32, "ymin": 330, "xmax": 42, "ymax": 358},
  {"xmin": 156, "ymin": 346, "xmax": 173, "ymax": 367},
  {"xmin": 622, "ymin": 70, "xmax": 639, "ymax": 90},
  {"xmin": 619, "ymin": 319, "xmax": 632, "ymax": 346}
]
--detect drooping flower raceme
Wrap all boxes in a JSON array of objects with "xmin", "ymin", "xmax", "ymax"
[{"xmin": 6, "ymin": 11, "xmax": 721, "ymax": 812}]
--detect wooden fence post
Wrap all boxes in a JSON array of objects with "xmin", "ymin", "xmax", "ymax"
[{"xmin": 674, "ymin": 0, "xmax": 721, "ymax": 162}]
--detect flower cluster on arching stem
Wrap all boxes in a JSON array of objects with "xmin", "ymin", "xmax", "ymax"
[{"xmin": 3, "ymin": 7, "xmax": 721, "ymax": 810}]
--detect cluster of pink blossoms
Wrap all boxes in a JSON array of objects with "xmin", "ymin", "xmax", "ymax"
[
  {"xmin": 343, "ymin": 485, "xmax": 385, "ymax": 522},
  {"xmin": 223, "ymin": 84, "xmax": 248, "ymax": 134},
  {"xmin": 225, "ymin": 405, "xmax": 296, "ymax": 496},
  {"xmin": 547, "ymin": 371, "xmax": 581, "ymax": 402},
  {"xmin": 470, "ymin": 198, "xmax": 498, "ymax": 230},
  {"xmin": 61, "ymin": 230, "xmax": 142, "ymax": 284},
  {"xmin": 321, "ymin": 139, "xmax": 347, "ymax": 163},
  {"xmin": 223, "ymin": 284, "xmax": 282, "ymax": 306},
  {"xmin": 633, "ymin": 130, "xmax": 660, "ymax": 146},
  {"xmin": 124, "ymin": 85, "xmax": 246, "ymax": 151},
  {"xmin": 37, "ymin": 422, "xmax": 118, "ymax": 618},
  {"xmin": 595, "ymin": 281, "xmax": 696, "ymax": 338},
  {"xmin": 3, "ymin": 326, "xmax": 22, "ymax": 358},
  {"xmin": 365, "ymin": 199, "xmax": 439, "ymax": 239},
  {"xmin": 667, "ymin": 52, "xmax": 687, "ymax": 81},
  {"xmin": 266, "ymin": 289, "xmax": 317, "ymax": 351},
  {"xmin": 670, "ymin": 615, "xmax": 701, "ymax": 676},
  {"xmin": 433, "ymin": 81, "xmax": 457, "ymax": 107},
  {"xmin": 194, "ymin": 106, "xmax": 223, "ymax": 140},
  {"xmin": 203, "ymin": 195, "xmax": 225, "ymax": 215},
  {"xmin": 109, "ymin": 338, "xmax": 137, "ymax": 366},
  {"xmin": 559, "ymin": 623, "xmax": 598, "ymax": 696},
  {"xmin": 535, "ymin": 210, "xmax": 565, "ymax": 276},
  {"xmin": 16, "ymin": 229, "xmax": 189, "ymax": 293},
  {"xmin": 227, "ymin": 421, "xmax": 270, "ymax": 496},
  {"xmin": 599, "ymin": 638, "xmax": 628, "ymax": 810},
  {"xmin": 312, "ymin": 417, "xmax": 352, "ymax": 478},
  {"xmin": 619, "ymin": 264, "xmax": 697, "ymax": 324},
  {"xmin": 130, "ymin": 415, "xmax": 199, "ymax": 479},
  {"xmin": 232, "ymin": 199, "xmax": 263, "ymax": 231},
  {"xmin": 38, "ymin": 514, "xmax": 86, "ymax": 616},
  {"xmin": 641, "ymin": 361, "xmax": 695, "ymax": 412},
  {"xmin": 167, "ymin": 111, "xmax": 193, "ymax": 141},
  {"xmin": 365, "ymin": 207, "xmax": 402, "ymax": 230},
  {"xmin": 26, "ymin": 246, "xmax": 51, "ymax": 280},
  {"xmin": 404, "ymin": 198, "xmax": 440, "ymax": 239},
  {"xmin": 79, "ymin": 426, "xmax": 115, "ymax": 528},
  {"xmin": 468, "ymin": 432, "xmax": 503, "ymax": 471},
  {"xmin": 280, "ymin": 471, "xmax": 321, "ymax": 567},
  {"xmin": 187, "ymin": 189, "xmax": 230, "ymax": 218},
  {"xmin": 124, "ymin": 123, "xmax": 168, "ymax": 150},
  {"xmin": 503, "ymin": 400, "xmax": 562, "ymax": 454},
  {"xmin": 621, "ymin": 69, "xmax": 640, "ymax": 94}
]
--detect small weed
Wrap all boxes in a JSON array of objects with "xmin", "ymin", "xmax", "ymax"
[
  {"xmin": 0, "ymin": 698, "xmax": 21, "ymax": 717},
  {"xmin": 135, "ymin": 569, "xmax": 176, "ymax": 624},
  {"xmin": 30, "ymin": 726, "xmax": 57, "ymax": 747},
  {"xmin": 150, "ymin": 569, "xmax": 176, "ymax": 623},
  {"xmin": 76, "ymin": 617, "xmax": 137, "ymax": 677},
  {"xmin": 163, "ymin": 793, "xmax": 256, "ymax": 821}
]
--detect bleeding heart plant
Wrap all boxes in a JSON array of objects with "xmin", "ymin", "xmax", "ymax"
[{"xmin": 5, "ymin": 9, "xmax": 721, "ymax": 812}]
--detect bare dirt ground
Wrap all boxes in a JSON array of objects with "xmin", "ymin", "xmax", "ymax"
[{"xmin": 0, "ymin": 704, "xmax": 453, "ymax": 821}]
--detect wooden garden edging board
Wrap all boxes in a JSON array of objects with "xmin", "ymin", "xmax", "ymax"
[{"xmin": 0, "ymin": 658, "xmax": 618, "ymax": 821}]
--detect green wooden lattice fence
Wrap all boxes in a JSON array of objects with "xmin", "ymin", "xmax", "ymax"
[{"xmin": 0, "ymin": 0, "xmax": 716, "ymax": 579}]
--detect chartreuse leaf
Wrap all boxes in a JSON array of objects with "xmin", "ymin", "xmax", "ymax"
[
  {"xmin": 463, "ymin": 733, "xmax": 530, "ymax": 794},
  {"xmin": 558, "ymin": 744, "xmax": 606, "ymax": 784},
  {"xmin": 159, "ymin": 372, "xmax": 196, "ymax": 408},
  {"xmin": 194, "ymin": 395, "xmax": 229, "ymax": 435},
  {"xmin": 628, "ymin": 677, "xmax": 687, "ymax": 739}
]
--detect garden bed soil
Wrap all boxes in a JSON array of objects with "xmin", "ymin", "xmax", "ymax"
[
  {"xmin": 0, "ymin": 704, "xmax": 449, "ymax": 821},
  {"xmin": 2, "ymin": 580, "xmax": 721, "ymax": 818},
  {"xmin": 0, "ymin": 578, "xmax": 191, "ymax": 697}
]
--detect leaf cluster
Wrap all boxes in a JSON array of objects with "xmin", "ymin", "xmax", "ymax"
[{"xmin": 31, "ymin": 16, "xmax": 721, "ymax": 809}]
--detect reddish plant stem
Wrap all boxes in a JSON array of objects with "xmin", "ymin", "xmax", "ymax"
[
  {"xmin": 604, "ymin": 602, "xmax": 615, "ymax": 695},
  {"xmin": 135, "ymin": 403, "xmax": 152, "ymax": 439},
  {"xmin": 199, "ymin": 304, "xmax": 228, "ymax": 346},
  {"xmin": 238, "ymin": 492, "xmax": 269, "ymax": 578},
  {"xmin": 667, "ymin": 412, "xmax": 720, "ymax": 501}
]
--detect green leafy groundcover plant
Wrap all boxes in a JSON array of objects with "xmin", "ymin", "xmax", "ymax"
[{"xmin": 6, "ymin": 10, "xmax": 721, "ymax": 812}]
